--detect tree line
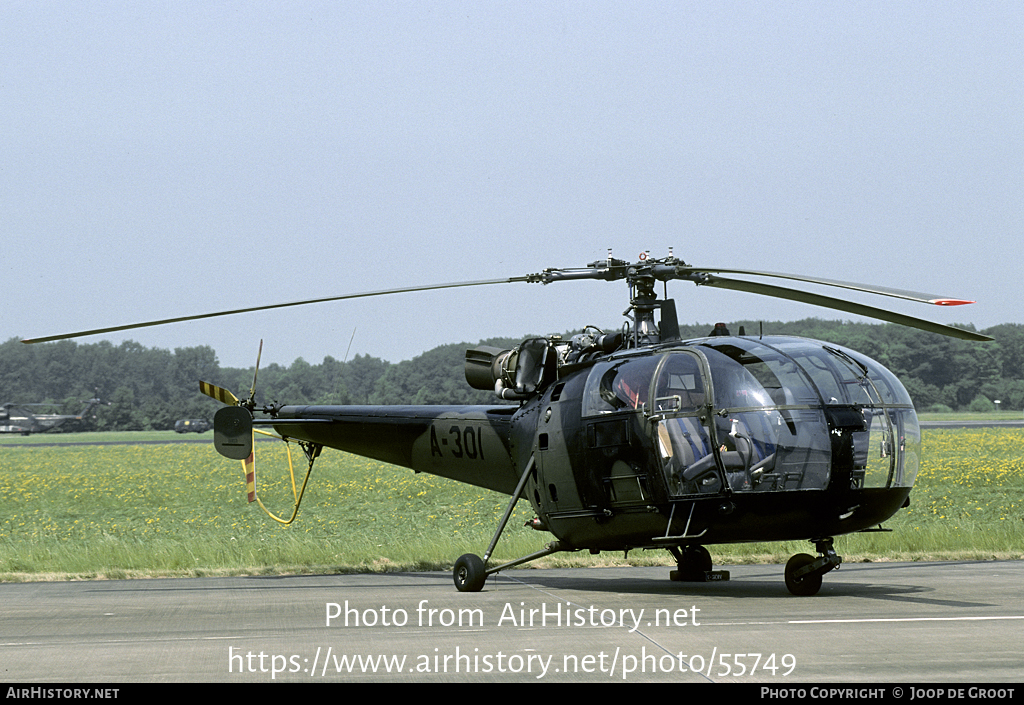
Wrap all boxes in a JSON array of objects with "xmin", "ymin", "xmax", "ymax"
[{"xmin": 2, "ymin": 318, "xmax": 1021, "ymax": 432}]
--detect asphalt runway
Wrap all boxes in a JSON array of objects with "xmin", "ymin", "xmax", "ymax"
[{"xmin": 2, "ymin": 561, "xmax": 1021, "ymax": 684}]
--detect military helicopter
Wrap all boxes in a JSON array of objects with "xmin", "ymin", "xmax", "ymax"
[
  {"xmin": 23, "ymin": 252, "xmax": 990, "ymax": 595},
  {"xmin": 0, "ymin": 398, "xmax": 104, "ymax": 435}
]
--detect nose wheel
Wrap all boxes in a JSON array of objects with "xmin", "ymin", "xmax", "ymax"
[{"xmin": 784, "ymin": 538, "xmax": 841, "ymax": 596}]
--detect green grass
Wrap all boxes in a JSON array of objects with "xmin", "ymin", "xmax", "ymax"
[
  {"xmin": 917, "ymin": 411, "xmax": 1024, "ymax": 422},
  {"xmin": 1, "ymin": 428, "xmax": 1021, "ymax": 581},
  {"xmin": 0, "ymin": 439, "xmax": 544, "ymax": 581}
]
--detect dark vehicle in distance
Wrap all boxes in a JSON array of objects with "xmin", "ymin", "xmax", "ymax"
[{"xmin": 175, "ymin": 419, "xmax": 211, "ymax": 434}]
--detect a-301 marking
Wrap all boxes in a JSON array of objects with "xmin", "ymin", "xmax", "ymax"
[{"xmin": 429, "ymin": 425, "xmax": 485, "ymax": 460}]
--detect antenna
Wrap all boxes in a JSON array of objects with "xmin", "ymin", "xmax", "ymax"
[{"xmin": 343, "ymin": 328, "xmax": 357, "ymax": 363}]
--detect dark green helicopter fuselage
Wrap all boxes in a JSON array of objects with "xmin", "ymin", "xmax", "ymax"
[{"xmin": 263, "ymin": 335, "xmax": 918, "ymax": 555}]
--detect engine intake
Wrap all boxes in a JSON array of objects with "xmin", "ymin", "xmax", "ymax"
[
  {"xmin": 465, "ymin": 339, "xmax": 557, "ymax": 399},
  {"xmin": 464, "ymin": 345, "xmax": 513, "ymax": 391}
]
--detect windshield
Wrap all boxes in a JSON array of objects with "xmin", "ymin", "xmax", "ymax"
[
  {"xmin": 697, "ymin": 337, "xmax": 920, "ymax": 490},
  {"xmin": 582, "ymin": 355, "xmax": 663, "ymax": 415}
]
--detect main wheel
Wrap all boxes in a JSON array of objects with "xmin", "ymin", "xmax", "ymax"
[
  {"xmin": 785, "ymin": 553, "xmax": 822, "ymax": 596},
  {"xmin": 683, "ymin": 545, "xmax": 713, "ymax": 572},
  {"xmin": 670, "ymin": 545, "xmax": 713, "ymax": 581},
  {"xmin": 453, "ymin": 553, "xmax": 487, "ymax": 592}
]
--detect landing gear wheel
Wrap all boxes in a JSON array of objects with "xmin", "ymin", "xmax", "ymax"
[
  {"xmin": 670, "ymin": 545, "xmax": 714, "ymax": 582},
  {"xmin": 453, "ymin": 553, "xmax": 487, "ymax": 592},
  {"xmin": 680, "ymin": 545, "xmax": 712, "ymax": 578},
  {"xmin": 785, "ymin": 553, "xmax": 822, "ymax": 596}
]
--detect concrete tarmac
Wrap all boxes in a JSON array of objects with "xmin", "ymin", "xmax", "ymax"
[{"xmin": 2, "ymin": 561, "xmax": 1022, "ymax": 684}]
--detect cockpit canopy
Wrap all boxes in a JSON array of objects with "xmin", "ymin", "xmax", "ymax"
[
  {"xmin": 586, "ymin": 336, "xmax": 913, "ymax": 412},
  {"xmin": 582, "ymin": 336, "xmax": 920, "ymax": 494}
]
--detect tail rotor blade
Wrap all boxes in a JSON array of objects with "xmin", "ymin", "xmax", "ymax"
[
  {"xmin": 242, "ymin": 439, "xmax": 256, "ymax": 503},
  {"xmin": 199, "ymin": 381, "xmax": 239, "ymax": 406},
  {"xmin": 247, "ymin": 340, "xmax": 263, "ymax": 406}
]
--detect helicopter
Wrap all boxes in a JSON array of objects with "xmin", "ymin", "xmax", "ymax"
[
  {"xmin": 23, "ymin": 252, "xmax": 991, "ymax": 595},
  {"xmin": 0, "ymin": 398, "xmax": 104, "ymax": 435}
]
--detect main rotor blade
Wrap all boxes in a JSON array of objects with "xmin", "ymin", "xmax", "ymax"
[
  {"xmin": 683, "ymin": 266, "xmax": 975, "ymax": 306},
  {"xmin": 699, "ymin": 275, "xmax": 992, "ymax": 341},
  {"xmin": 21, "ymin": 277, "xmax": 529, "ymax": 344}
]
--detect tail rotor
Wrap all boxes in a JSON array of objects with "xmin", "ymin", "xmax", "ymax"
[
  {"xmin": 199, "ymin": 340, "xmax": 263, "ymax": 459},
  {"xmin": 198, "ymin": 340, "xmax": 315, "ymax": 525}
]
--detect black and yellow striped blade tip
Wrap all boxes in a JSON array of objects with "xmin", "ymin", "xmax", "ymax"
[{"xmin": 199, "ymin": 381, "xmax": 239, "ymax": 406}]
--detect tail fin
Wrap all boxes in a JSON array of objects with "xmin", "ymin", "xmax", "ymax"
[{"xmin": 213, "ymin": 406, "xmax": 253, "ymax": 460}]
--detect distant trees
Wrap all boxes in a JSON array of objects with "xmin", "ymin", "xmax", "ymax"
[
  {"xmin": 2, "ymin": 319, "xmax": 1021, "ymax": 432},
  {"xmin": 0, "ymin": 338, "xmax": 224, "ymax": 432}
]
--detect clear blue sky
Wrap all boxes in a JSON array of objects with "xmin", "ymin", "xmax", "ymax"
[{"xmin": 4, "ymin": 2, "xmax": 1021, "ymax": 368}]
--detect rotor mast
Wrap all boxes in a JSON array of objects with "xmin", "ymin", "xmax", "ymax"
[{"xmin": 528, "ymin": 250, "xmax": 688, "ymax": 348}]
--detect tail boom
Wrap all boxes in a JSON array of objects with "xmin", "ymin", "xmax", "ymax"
[{"xmin": 259, "ymin": 404, "xmax": 519, "ymax": 495}]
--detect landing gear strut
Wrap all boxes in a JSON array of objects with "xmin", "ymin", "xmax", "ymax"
[
  {"xmin": 452, "ymin": 456, "xmax": 573, "ymax": 592},
  {"xmin": 784, "ymin": 537, "xmax": 842, "ymax": 596}
]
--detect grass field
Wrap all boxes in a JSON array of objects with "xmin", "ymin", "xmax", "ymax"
[{"xmin": 1, "ymin": 427, "xmax": 1021, "ymax": 581}]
